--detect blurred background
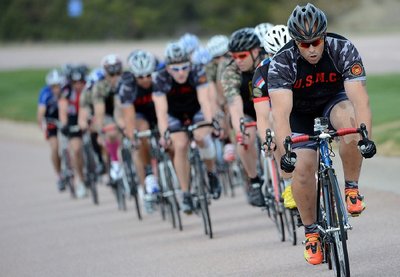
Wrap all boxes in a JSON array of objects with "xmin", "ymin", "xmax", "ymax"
[{"xmin": 0, "ymin": 0, "xmax": 399, "ymax": 42}]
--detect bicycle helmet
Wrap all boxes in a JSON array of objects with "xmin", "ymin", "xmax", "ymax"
[
  {"xmin": 287, "ymin": 3, "xmax": 327, "ymax": 41},
  {"xmin": 254, "ymin": 22, "xmax": 275, "ymax": 44},
  {"xmin": 228, "ymin": 28, "xmax": 261, "ymax": 52},
  {"xmin": 191, "ymin": 47, "xmax": 212, "ymax": 65},
  {"xmin": 45, "ymin": 69, "xmax": 65, "ymax": 86},
  {"xmin": 263, "ymin": 25, "xmax": 291, "ymax": 55},
  {"xmin": 206, "ymin": 35, "xmax": 229, "ymax": 58},
  {"xmin": 101, "ymin": 54, "xmax": 123, "ymax": 76},
  {"xmin": 179, "ymin": 33, "xmax": 200, "ymax": 54},
  {"xmin": 69, "ymin": 65, "xmax": 87, "ymax": 82},
  {"xmin": 127, "ymin": 50, "xmax": 157, "ymax": 77},
  {"xmin": 164, "ymin": 42, "xmax": 190, "ymax": 65},
  {"xmin": 87, "ymin": 67, "xmax": 105, "ymax": 84}
]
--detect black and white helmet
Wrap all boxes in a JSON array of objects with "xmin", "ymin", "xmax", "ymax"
[
  {"xmin": 228, "ymin": 28, "xmax": 261, "ymax": 52},
  {"xmin": 254, "ymin": 22, "xmax": 275, "ymax": 45},
  {"xmin": 101, "ymin": 54, "xmax": 123, "ymax": 75},
  {"xmin": 287, "ymin": 3, "xmax": 327, "ymax": 41},
  {"xmin": 263, "ymin": 25, "xmax": 291, "ymax": 55},
  {"xmin": 206, "ymin": 35, "xmax": 229, "ymax": 58},
  {"xmin": 127, "ymin": 50, "xmax": 157, "ymax": 77},
  {"xmin": 45, "ymin": 69, "xmax": 65, "ymax": 86},
  {"xmin": 164, "ymin": 42, "xmax": 190, "ymax": 65}
]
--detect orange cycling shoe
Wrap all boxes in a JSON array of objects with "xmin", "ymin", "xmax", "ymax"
[
  {"xmin": 304, "ymin": 233, "xmax": 323, "ymax": 265},
  {"xmin": 345, "ymin": 188, "xmax": 366, "ymax": 216}
]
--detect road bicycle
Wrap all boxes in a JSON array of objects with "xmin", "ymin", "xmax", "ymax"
[
  {"xmin": 284, "ymin": 117, "xmax": 371, "ymax": 277},
  {"xmin": 166, "ymin": 120, "xmax": 220, "ymax": 239},
  {"xmin": 82, "ymin": 130, "xmax": 100, "ymax": 205},
  {"xmin": 135, "ymin": 128, "xmax": 182, "ymax": 230}
]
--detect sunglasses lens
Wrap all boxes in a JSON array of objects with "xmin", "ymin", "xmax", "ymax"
[
  {"xmin": 299, "ymin": 38, "xmax": 323, "ymax": 48},
  {"xmin": 232, "ymin": 52, "xmax": 250, "ymax": 60},
  {"xmin": 171, "ymin": 64, "xmax": 190, "ymax": 72}
]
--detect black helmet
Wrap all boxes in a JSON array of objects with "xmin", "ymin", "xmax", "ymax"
[
  {"xmin": 164, "ymin": 42, "xmax": 190, "ymax": 65},
  {"xmin": 287, "ymin": 3, "xmax": 327, "ymax": 41},
  {"xmin": 69, "ymin": 64, "xmax": 88, "ymax": 82},
  {"xmin": 228, "ymin": 28, "xmax": 260, "ymax": 52}
]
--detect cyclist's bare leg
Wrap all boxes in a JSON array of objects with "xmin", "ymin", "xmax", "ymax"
[
  {"xmin": 171, "ymin": 132, "xmax": 190, "ymax": 192},
  {"xmin": 291, "ymin": 148, "xmax": 318, "ymax": 226},
  {"xmin": 70, "ymin": 137, "xmax": 84, "ymax": 182},
  {"xmin": 237, "ymin": 127, "xmax": 258, "ymax": 178},
  {"xmin": 134, "ymin": 119, "xmax": 151, "ymax": 187},
  {"xmin": 330, "ymin": 100, "xmax": 362, "ymax": 182},
  {"xmin": 48, "ymin": 136, "xmax": 61, "ymax": 176}
]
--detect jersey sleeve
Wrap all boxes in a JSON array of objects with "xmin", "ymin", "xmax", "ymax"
[
  {"xmin": 252, "ymin": 62, "xmax": 269, "ymax": 102},
  {"xmin": 38, "ymin": 86, "xmax": 50, "ymax": 106},
  {"xmin": 221, "ymin": 62, "xmax": 241, "ymax": 103},
  {"xmin": 152, "ymin": 70, "xmax": 171, "ymax": 96},
  {"xmin": 118, "ymin": 72, "xmax": 137, "ymax": 106},
  {"xmin": 193, "ymin": 65, "xmax": 208, "ymax": 88},
  {"xmin": 267, "ymin": 50, "xmax": 296, "ymax": 92}
]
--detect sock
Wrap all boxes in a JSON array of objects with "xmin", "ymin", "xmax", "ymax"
[
  {"xmin": 105, "ymin": 140, "xmax": 120, "ymax": 162},
  {"xmin": 304, "ymin": 223, "xmax": 319, "ymax": 235},
  {"xmin": 345, "ymin": 180, "xmax": 358, "ymax": 190},
  {"xmin": 250, "ymin": 176, "xmax": 260, "ymax": 184},
  {"xmin": 283, "ymin": 178, "xmax": 292, "ymax": 188}
]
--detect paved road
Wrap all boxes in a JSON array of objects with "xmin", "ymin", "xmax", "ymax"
[{"xmin": 1, "ymin": 124, "xmax": 399, "ymax": 277}]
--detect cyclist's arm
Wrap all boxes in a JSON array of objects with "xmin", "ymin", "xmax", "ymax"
[
  {"xmin": 93, "ymin": 101, "xmax": 106, "ymax": 133},
  {"xmin": 58, "ymin": 98, "xmax": 69, "ymax": 126},
  {"xmin": 227, "ymin": 95, "xmax": 245, "ymax": 133},
  {"xmin": 344, "ymin": 80, "xmax": 372, "ymax": 137},
  {"xmin": 269, "ymin": 89, "xmax": 293, "ymax": 157},
  {"xmin": 152, "ymin": 93, "xmax": 169, "ymax": 136},
  {"xmin": 197, "ymin": 84, "xmax": 213, "ymax": 122},
  {"xmin": 121, "ymin": 104, "xmax": 136, "ymax": 140},
  {"xmin": 254, "ymin": 100, "xmax": 271, "ymax": 141},
  {"xmin": 37, "ymin": 105, "xmax": 46, "ymax": 129}
]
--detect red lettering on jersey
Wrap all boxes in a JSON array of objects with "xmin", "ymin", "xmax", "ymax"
[
  {"xmin": 134, "ymin": 94, "xmax": 153, "ymax": 106},
  {"xmin": 329, "ymin": 73, "xmax": 337, "ymax": 82},
  {"xmin": 294, "ymin": 79, "xmax": 302, "ymax": 89},
  {"xmin": 315, "ymin": 72, "xmax": 325, "ymax": 83},
  {"xmin": 305, "ymin": 75, "xmax": 313, "ymax": 87}
]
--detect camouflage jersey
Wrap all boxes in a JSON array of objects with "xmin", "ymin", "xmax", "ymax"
[
  {"xmin": 118, "ymin": 71, "xmax": 157, "ymax": 127},
  {"xmin": 206, "ymin": 57, "xmax": 231, "ymax": 83},
  {"xmin": 252, "ymin": 57, "xmax": 272, "ymax": 103},
  {"xmin": 268, "ymin": 32, "xmax": 366, "ymax": 115},
  {"xmin": 221, "ymin": 60, "xmax": 257, "ymax": 120},
  {"xmin": 91, "ymin": 78, "xmax": 120, "ymax": 117},
  {"xmin": 153, "ymin": 65, "xmax": 208, "ymax": 122}
]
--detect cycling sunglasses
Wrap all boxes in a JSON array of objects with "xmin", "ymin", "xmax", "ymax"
[
  {"xmin": 297, "ymin": 37, "xmax": 324, "ymax": 48},
  {"xmin": 231, "ymin": 51, "xmax": 251, "ymax": 60},
  {"xmin": 169, "ymin": 63, "xmax": 191, "ymax": 72},
  {"xmin": 136, "ymin": 74, "xmax": 152, "ymax": 79}
]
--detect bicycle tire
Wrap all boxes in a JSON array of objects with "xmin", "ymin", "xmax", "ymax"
[
  {"xmin": 62, "ymin": 149, "xmax": 76, "ymax": 199},
  {"xmin": 83, "ymin": 141, "xmax": 99, "ymax": 205},
  {"xmin": 165, "ymin": 161, "xmax": 182, "ymax": 231},
  {"xmin": 121, "ymin": 147, "xmax": 142, "ymax": 220},
  {"xmin": 193, "ymin": 160, "xmax": 213, "ymax": 239},
  {"xmin": 328, "ymin": 169, "xmax": 350, "ymax": 277},
  {"xmin": 158, "ymin": 160, "xmax": 176, "ymax": 227},
  {"xmin": 115, "ymin": 179, "xmax": 127, "ymax": 211}
]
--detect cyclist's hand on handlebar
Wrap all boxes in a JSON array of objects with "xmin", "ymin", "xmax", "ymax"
[
  {"xmin": 281, "ymin": 152, "xmax": 297, "ymax": 173},
  {"xmin": 357, "ymin": 138, "xmax": 376, "ymax": 158}
]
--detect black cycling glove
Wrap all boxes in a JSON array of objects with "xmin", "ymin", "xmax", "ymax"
[
  {"xmin": 280, "ymin": 152, "xmax": 297, "ymax": 173},
  {"xmin": 357, "ymin": 138, "xmax": 376, "ymax": 158},
  {"xmin": 60, "ymin": 125, "xmax": 70, "ymax": 137}
]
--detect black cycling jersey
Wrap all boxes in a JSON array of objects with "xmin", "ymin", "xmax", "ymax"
[
  {"xmin": 61, "ymin": 84, "xmax": 81, "ymax": 126},
  {"xmin": 119, "ymin": 71, "xmax": 157, "ymax": 126},
  {"xmin": 153, "ymin": 65, "xmax": 208, "ymax": 122},
  {"xmin": 240, "ymin": 70, "xmax": 257, "ymax": 120},
  {"xmin": 252, "ymin": 57, "xmax": 271, "ymax": 100},
  {"xmin": 268, "ymin": 33, "xmax": 366, "ymax": 115}
]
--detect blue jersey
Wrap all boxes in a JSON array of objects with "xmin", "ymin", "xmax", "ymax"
[{"xmin": 38, "ymin": 86, "xmax": 59, "ymax": 119}]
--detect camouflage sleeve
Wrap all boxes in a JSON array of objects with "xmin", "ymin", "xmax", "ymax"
[
  {"xmin": 221, "ymin": 62, "xmax": 241, "ymax": 103},
  {"xmin": 267, "ymin": 49, "xmax": 296, "ymax": 91},
  {"xmin": 118, "ymin": 72, "xmax": 137, "ymax": 106},
  {"xmin": 328, "ymin": 37, "xmax": 366, "ymax": 81},
  {"xmin": 80, "ymin": 88, "xmax": 92, "ymax": 108},
  {"xmin": 91, "ymin": 80, "xmax": 106, "ymax": 105},
  {"xmin": 206, "ymin": 63, "xmax": 217, "ymax": 83},
  {"xmin": 216, "ymin": 58, "xmax": 230, "ymax": 82}
]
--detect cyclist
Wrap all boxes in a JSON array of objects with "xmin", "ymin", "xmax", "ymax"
[
  {"xmin": 254, "ymin": 22, "xmax": 275, "ymax": 49},
  {"xmin": 152, "ymin": 41, "xmax": 221, "ymax": 214},
  {"xmin": 221, "ymin": 28, "xmax": 264, "ymax": 207},
  {"xmin": 268, "ymin": 3, "xmax": 376, "ymax": 265},
  {"xmin": 251, "ymin": 25, "xmax": 295, "ymax": 209},
  {"xmin": 37, "ymin": 69, "xmax": 65, "ymax": 191},
  {"xmin": 119, "ymin": 49, "xmax": 160, "ymax": 212},
  {"xmin": 79, "ymin": 67, "xmax": 106, "ymax": 175},
  {"xmin": 91, "ymin": 54, "xmax": 124, "ymax": 187},
  {"xmin": 206, "ymin": 35, "xmax": 235, "ymax": 162},
  {"xmin": 59, "ymin": 64, "xmax": 88, "ymax": 198}
]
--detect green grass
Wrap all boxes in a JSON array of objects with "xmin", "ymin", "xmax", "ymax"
[{"xmin": 0, "ymin": 69, "xmax": 48, "ymax": 122}]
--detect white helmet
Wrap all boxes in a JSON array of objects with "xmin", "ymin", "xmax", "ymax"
[
  {"xmin": 127, "ymin": 50, "xmax": 157, "ymax": 77},
  {"xmin": 263, "ymin": 25, "xmax": 291, "ymax": 55},
  {"xmin": 45, "ymin": 69, "xmax": 65, "ymax": 86},
  {"xmin": 191, "ymin": 47, "xmax": 212, "ymax": 65},
  {"xmin": 179, "ymin": 33, "xmax": 200, "ymax": 55},
  {"xmin": 101, "ymin": 54, "xmax": 123, "ymax": 75},
  {"xmin": 206, "ymin": 35, "xmax": 229, "ymax": 58},
  {"xmin": 254, "ymin": 22, "xmax": 275, "ymax": 45}
]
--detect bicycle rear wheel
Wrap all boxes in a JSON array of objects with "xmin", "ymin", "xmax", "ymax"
[
  {"xmin": 328, "ymin": 169, "xmax": 350, "ymax": 277},
  {"xmin": 165, "ymin": 161, "xmax": 182, "ymax": 231},
  {"xmin": 83, "ymin": 141, "xmax": 99, "ymax": 205}
]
